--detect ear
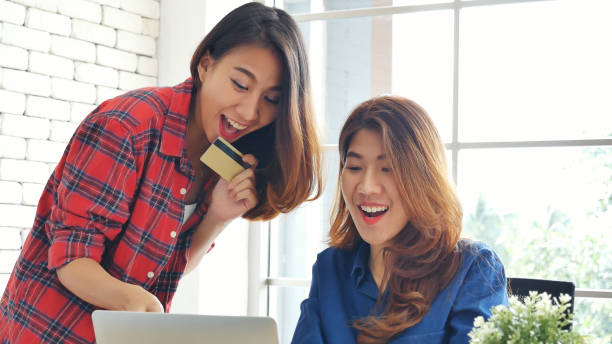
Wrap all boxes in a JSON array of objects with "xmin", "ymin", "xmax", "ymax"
[{"xmin": 197, "ymin": 51, "xmax": 214, "ymax": 84}]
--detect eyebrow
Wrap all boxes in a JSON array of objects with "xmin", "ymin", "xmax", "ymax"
[
  {"xmin": 234, "ymin": 66, "xmax": 281, "ymax": 91},
  {"xmin": 346, "ymin": 151, "xmax": 386, "ymax": 160}
]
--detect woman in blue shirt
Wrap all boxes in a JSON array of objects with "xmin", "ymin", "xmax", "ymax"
[{"xmin": 292, "ymin": 96, "xmax": 508, "ymax": 343}]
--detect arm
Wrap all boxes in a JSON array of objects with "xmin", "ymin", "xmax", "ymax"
[
  {"xmin": 48, "ymin": 115, "xmax": 160, "ymax": 311},
  {"xmin": 448, "ymin": 245, "xmax": 508, "ymax": 343},
  {"xmin": 292, "ymin": 262, "xmax": 325, "ymax": 344},
  {"xmin": 57, "ymin": 258, "xmax": 163, "ymax": 312},
  {"xmin": 184, "ymin": 155, "xmax": 259, "ymax": 275}
]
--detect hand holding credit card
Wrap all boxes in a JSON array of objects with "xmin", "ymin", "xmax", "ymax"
[{"xmin": 200, "ymin": 137, "xmax": 252, "ymax": 181}]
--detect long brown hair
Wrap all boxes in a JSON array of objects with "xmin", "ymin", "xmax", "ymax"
[
  {"xmin": 329, "ymin": 96, "xmax": 463, "ymax": 343},
  {"xmin": 189, "ymin": 3, "xmax": 322, "ymax": 220}
]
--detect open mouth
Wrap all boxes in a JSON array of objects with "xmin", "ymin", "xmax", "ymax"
[
  {"xmin": 358, "ymin": 205, "xmax": 389, "ymax": 218},
  {"xmin": 219, "ymin": 115, "xmax": 248, "ymax": 141}
]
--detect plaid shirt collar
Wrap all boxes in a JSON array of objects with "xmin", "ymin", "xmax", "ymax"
[{"xmin": 160, "ymin": 78, "xmax": 194, "ymax": 159}]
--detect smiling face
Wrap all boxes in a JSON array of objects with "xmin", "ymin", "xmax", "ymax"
[
  {"xmin": 341, "ymin": 129, "xmax": 409, "ymax": 254},
  {"xmin": 195, "ymin": 44, "xmax": 282, "ymax": 143}
]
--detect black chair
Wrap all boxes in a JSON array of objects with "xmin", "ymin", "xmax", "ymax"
[{"xmin": 507, "ymin": 277, "xmax": 575, "ymax": 330}]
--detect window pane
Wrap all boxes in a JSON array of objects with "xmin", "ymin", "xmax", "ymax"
[
  {"xmin": 459, "ymin": 0, "xmax": 612, "ymax": 141},
  {"xmin": 269, "ymin": 150, "xmax": 338, "ymax": 279},
  {"xmin": 269, "ymin": 285, "xmax": 309, "ymax": 344},
  {"xmin": 284, "ymin": 0, "xmax": 450, "ymax": 15},
  {"xmin": 573, "ymin": 297, "xmax": 612, "ymax": 344},
  {"xmin": 299, "ymin": 11, "xmax": 453, "ymax": 145},
  {"xmin": 458, "ymin": 147, "xmax": 612, "ymax": 290},
  {"xmin": 392, "ymin": 9, "xmax": 454, "ymax": 142}
]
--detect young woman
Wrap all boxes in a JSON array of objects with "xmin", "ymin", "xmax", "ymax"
[
  {"xmin": 0, "ymin": 3, "xmax": 321, "ymax": 343},
  {"xmin": 292, "ymin": 96, "xmax": 507, "ymax": 343}
]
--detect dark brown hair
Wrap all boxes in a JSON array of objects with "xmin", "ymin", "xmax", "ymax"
[
  {"xmin": 189, "ymin": 3, "xmax": 322, "ymax": 220},
  {"xmin": 329, "ymin": 96, "xmax": 463, "ymax": 343}
]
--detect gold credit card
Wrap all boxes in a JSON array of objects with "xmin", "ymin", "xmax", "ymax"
[{"xmin": 200, "ymin": 137, "xmax": 251, "ymax": 181}]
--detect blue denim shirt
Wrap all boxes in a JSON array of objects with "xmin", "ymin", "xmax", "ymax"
[{"xmin": 292, "ymin": 239, "xmax": 508, "ymax": 344}]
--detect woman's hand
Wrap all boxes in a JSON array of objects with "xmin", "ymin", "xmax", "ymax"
[
  {"xmin": 207, "ymin": 154, "xmax": 259, "ymax": 223},
  {"xmin": 56, "ymin": 258, "xmax": 164, "ymax": 313},
  {"xmin": 184, "ymin": 154, "xmax": 259, "ymax": 274}
]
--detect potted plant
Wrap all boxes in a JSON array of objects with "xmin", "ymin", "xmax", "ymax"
[{"xmin": 468, "ymin": 291, "xmax": 590, "ymax": 344}]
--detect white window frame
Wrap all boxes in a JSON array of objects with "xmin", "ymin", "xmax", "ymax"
[{"xmin": 248, "ymin": 0, "xmax": 612, "ymax": 318}]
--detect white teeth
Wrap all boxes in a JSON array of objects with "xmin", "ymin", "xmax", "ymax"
[
  {"xmin": 359, "ymin": 205, "xmax": 389, "ymax": 213},
  {"xmin": 226, "ymin": 117, "xmax": 247, "ymax": 130}
]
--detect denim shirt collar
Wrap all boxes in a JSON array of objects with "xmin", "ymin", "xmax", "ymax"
[{"xmin": 350, "ymin": 240, "xmax": 379, "ymax": 300}]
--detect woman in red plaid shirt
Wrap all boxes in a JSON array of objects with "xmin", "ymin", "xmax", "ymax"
[{"xmin": 0, "ymin": 3, "xmax": 322, "ymax": 343}]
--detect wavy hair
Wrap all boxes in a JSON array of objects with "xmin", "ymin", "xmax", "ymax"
[
  {"xmin": 189, "ymin": 3, "xmax": 322, "ymax": 220},
  {"xmin": 329, "ymin": 96, "xmax": 463, "ymax": 343}
]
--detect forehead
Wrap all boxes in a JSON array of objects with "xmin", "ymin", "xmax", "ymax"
[
  {"xmin": 218, "ymin": 45, "xmax": 282, "ymax": 82},
  {"xmin": 346, "ymin": 129, "xmax": 385, "ymax": 157}
]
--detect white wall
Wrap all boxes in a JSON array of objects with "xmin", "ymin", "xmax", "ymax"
[
  {"xmin": 0, "ymin": 0, "xmax": 253, "ymax": 317},
  {"xmin": 0, "ymin": 0, "xmax": 160, "ymax": 294}
]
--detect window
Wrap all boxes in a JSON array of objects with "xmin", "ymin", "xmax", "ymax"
[{"xmin": 257, "ymin": 1, "xmax": 612, "ymax": 343}]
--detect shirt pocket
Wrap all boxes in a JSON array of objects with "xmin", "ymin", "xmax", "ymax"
[{"xmin": 390, "ymin": 330, "xmax": 446, "ymax": 344}]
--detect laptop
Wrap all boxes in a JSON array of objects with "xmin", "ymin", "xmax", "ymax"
[{"xmin": 92, "ymin": 310, "xmax": 280, "ymax": 344}]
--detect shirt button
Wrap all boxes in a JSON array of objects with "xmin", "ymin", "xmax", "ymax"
[
  {"xmin": 170, "ymin": 231, "xmax": 177, "ymax": 238},
  {"xmin": 179, "ymin": 188, "xmax": 187, "ymax": 195},
  {"xmin": 147, "ymin": 271, "xmax": 154, "ymax": 279}
]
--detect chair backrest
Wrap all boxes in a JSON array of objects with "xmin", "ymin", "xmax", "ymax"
[{"xmin": 507, "ymin": 277, "xmax": 575, "ymax": 330}]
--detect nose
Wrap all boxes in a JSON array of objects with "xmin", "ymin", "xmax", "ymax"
[
  {"xmin": 357, "ymin": 168, "xmax": 383, "ymax": 195},
  {"xmin": 236, "ymin": 92, "xmax": 259, "ymax": 122}
]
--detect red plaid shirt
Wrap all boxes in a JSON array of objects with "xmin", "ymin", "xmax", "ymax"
[{"xmin": 0, "ymin": 78, "xmax": 216, "ymax": 343}]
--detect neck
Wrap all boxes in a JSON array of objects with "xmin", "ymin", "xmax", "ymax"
[
  {"xmin": 186, "ymin": 106, "xmax": 210, "ymax": 158},
  {"xmin": 369, "ymin": 244, "xmax": 386, "ymax": 290}
]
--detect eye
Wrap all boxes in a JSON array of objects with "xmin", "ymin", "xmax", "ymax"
[
  {"xmin": 382, "ymin": 167, "xmax": 392, "ymax": 173},
  {"xmin": 264, "ymin": 95, "xmax": 280, "ymax": 105},
  {"xmin": 345, "ymin": 166, "xmax": 362, "ymax": 172},
  {"xmin": 232, "ymin": 79, "xmax": 247, "ymax": 91}
]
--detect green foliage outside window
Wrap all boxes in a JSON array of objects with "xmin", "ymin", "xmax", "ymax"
[{"xmin": 462, "ymin": 147, "xmax": 612, "ymax": 343}]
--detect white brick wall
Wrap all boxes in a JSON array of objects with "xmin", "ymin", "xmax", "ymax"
[
  {"xmin": 137, "ymin": 56, "xmax": 157, "ymax": 77},
  {"xmin": 97, "ymin": 45, "xmax": 137, "ymax": 71},
  {"xmin": 58, "ymin": 0, "xmax": 102, "ymax": 23},
  {"xmin": 26, "ymin": 139, "xmax": 67, "ymax": 163},
  {"xmin": 10, "ymin": 0, "xmax": 58, "ymax": 13},
  {"xmin": 22, "ymin": 182, "xmax": 45, "ymax": 205},
  {"xmin": 0, "ymin": 113, "xmax": 50, "ymax": 139},
  {"xmin": 116, "ymin": 30, "xmax": 155, "ymax": 56},
  {"xmin": 0, "ymin": 0, "xmax": 159, "ymax": 291},
  {"xmin": 0, "ymin": 181, "xmax": 22, "ymax": 203},
  {"xmin": 26, "ymin": 96, "xmax": 71, "ymax": 121},
  {"xmin": 26, "ymin": 8, "xmax": 72, "ymax": 36},
  {"xmin": 0, "ymin": 22, "xmax": 51, "ymax": 52},
  {"xmin": 0, "ymin": 89, "xmax": 26, "ymax": 114},
  {"xmin": 0, "ymin": 135, "xmax": 26, "ymax": 159},
  {"xmin": 96, "ymin": 86, "xmax": 123, "ymax": 103},
  {"xmin": 29, "ymin": 52, "xmax": 75, "ymax": 79},
  {"xmin": 1, "ymin": 69, "xmax": 51, "ymax": 96},
  {"xmin": 0, "ymin": 1, "xmax": 26, "ymax": 25},
  {"xmin": 51, "ymin": 77, "xmax": 97, "ymax": 103},
  {"xmin": 72, "ymin": 19, "xmax": 116, "ymax": 46},
  {"xmin": 75, "ymin": 62, "xmax": 119, "ymax": 87},
  {"xmin": 0, "ymin": 227, "xmax": 22, "ymax": 250},
  {"xmin": 119, "ymin": 71, "xmax": 156, "ymax": 91},
  {"xmin": 102, "ymin": 6, "xmax": 142, "ymax": 33},
  {"xmin": 0, "ymin": 250, "xmax": 20, "ymax": 272},
  {"xmin": 50, "ymin": 120, "xmax": 78, "ymax": 142},
  {"xmin": 0, "ymin": 44, "xmax": 29, "ymax": 70},
  {"xmin": 51, "ymin": 35, "xmax": 96, "ymax": 63},
  {"xmin": 120, "ymin": 0, "xmax": 159, "ymax": 19},
  {"xmin": 70, "ymin": 102, "xmax": 96, "ymax": 123},
  {"xmin": 0, "ymin": 159, "xmax": 49, "ymax": 183}
]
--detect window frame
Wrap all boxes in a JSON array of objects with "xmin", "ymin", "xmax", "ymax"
[{"xmin": 249, "ymin": 0, "xmax": 612, "ymax": 318}]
